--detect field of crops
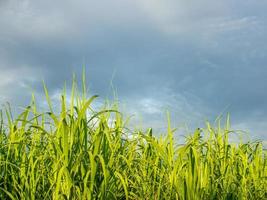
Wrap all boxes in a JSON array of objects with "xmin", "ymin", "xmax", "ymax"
[{"xmin": 0, "ymin": 79, "xmax": 266, "ymax": 200}]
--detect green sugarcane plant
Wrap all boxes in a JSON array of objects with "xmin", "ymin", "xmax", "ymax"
[{"xmin": 0, "ymin": 74, "xmax": 266, "ymax": 199}]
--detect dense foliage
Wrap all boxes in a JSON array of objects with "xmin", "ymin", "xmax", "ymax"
[{"xmin": 0, "ymin": 79, "xmax": 266, "ymax": 199}]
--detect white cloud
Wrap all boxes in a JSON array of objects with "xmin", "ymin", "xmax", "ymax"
[
  {"xmin": 137, "ymin": 98, "xmax": 162, "ymax": 115},
  {"xmin": 232, "ymin": 120, "xmax": 267, "ymax": 141},
  {"xmin": 0, "ymin": 64, "xmax": 42, "ymax": 105},
  {"xmin": 0, "ymin": 0, "xmax": 146, "ymax": 43},
  {"xmin": 0, "ymin": 1, "xmax": 73, "ymax": 41},
  {"xmin": 119, "ymin": 86, "xmax": 210, "ymax": 135},
  {"xmin": 134, "ymin": 0, "xmax": 229, "ymax": 36}
]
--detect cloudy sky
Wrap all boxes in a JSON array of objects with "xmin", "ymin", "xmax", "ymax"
[{"xmin": 0, "ymin": 0, "xmax": 267, "ymax": 140}]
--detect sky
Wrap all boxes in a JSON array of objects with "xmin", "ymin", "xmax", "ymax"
[{"xmin": 0, "ymin": 0, "xmax": 267, "ymax": 140}]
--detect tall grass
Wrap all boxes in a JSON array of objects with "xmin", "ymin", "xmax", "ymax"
[{"xmin": 0, "ymin": 77, "xmax": 266, "ymax": 199}]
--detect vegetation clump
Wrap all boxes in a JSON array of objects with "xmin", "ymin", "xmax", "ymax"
[{"xmin": 0, "ymin": 77, "xmax": 266, "ymax": 199}]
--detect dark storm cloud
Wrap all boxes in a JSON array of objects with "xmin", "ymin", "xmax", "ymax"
[{"xmin": 0, "ymin": 0, "xmax": 267, "ymax": 139}]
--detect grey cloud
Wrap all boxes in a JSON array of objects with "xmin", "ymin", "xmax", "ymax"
[{"xmin": 0, "ymin": 0, "xmax": 266, "ymax": 139}]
